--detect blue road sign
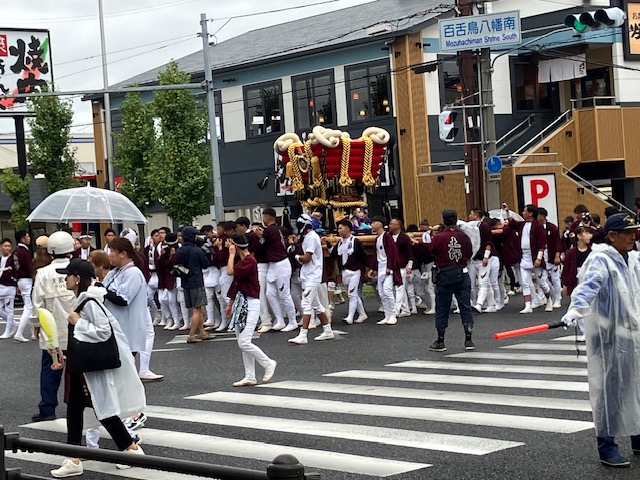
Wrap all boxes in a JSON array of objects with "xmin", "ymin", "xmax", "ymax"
[{"xmin": 486, "ymin": 156, "xmax": 503, "ymax": 174}]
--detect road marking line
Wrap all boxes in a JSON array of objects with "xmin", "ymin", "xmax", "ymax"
[
  {"xmin": 151, "ymin": 348, "xmax": 188, "ymax": 352},
  {"xmin": 21, "ymin": 421, "xmax": 430, "ymax": 477},
  {"xmin": 325, "ymin": 370, "xmax": 588, "ymax": 392},
  {"xmin": 259, "ymin": 381, "xmax": 592, "ymax": 412},
  {"xmin": 551, "ymin": 335, "xmax": 581, "ymax": 342},
  {"xmin": 500, "ymin": 343, "xmax": 586, "ymax": 352},
  {"xmin": 447, "ymin": 352, "xmax": 588, "ymax": 363},
  {"xmin": 5, "ymin": 452, "xmax": 200, "ymax": 480},
  {"xmin": 188, "ymin": 392, "xmax": 594, "ymax": 434},
  {"xmin": 386, "ymin": 360, "xmax": 587, "ymax": 376}
]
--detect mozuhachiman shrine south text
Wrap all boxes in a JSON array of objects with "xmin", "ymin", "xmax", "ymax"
[{"xmin": 440, "ymin": 12, "xmax": 521, "ymax": 51}]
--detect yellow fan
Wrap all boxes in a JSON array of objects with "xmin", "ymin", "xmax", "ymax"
[{"xmin": 39, "ymin": 308, "xmax": 58, "ymax": 349}]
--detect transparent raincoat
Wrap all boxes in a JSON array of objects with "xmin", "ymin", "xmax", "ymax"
[{"xmin": 568, "ymin": 243, "xmax": 640, "ymax": 436}]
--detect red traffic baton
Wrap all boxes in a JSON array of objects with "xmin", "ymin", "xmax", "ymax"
[{"xmin": 494, "ymin": 322, "xmax": 565, "ymax": 340}]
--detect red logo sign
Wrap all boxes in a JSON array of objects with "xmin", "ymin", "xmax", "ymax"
[{"xmin": 0, "ymin": 35, "xmax": 7, "ymax": 56}]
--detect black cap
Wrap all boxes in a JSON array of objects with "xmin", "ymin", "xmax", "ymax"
[
  {"xmin": 604, "ymin": 213, "xmax": 640, "ymax": 234},
  {"xmin": 263, "ymin": 208, "xmax": 277, "ymax": 218},
  {"xmin": 56, "ymin": 258, "xmax": 95, "ymax": 279},
  {"xmin": 564, "ymin": 216, "xmax": 574, "ymax": 223},
  {"xmin": 165, "ymin": 233, "xmax": 178, "ymax": 245}
]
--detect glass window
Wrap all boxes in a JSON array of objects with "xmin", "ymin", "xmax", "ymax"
[
  {"xmin": 513, "ymin": 62, "xmax": 557, "ymax": 112},
  {"xmin": 214, "ymin": 90, "xmax": 223, "ymax": 142},
  {"xmin": 244, "ymin": 81, "xmax": 283, "ymax": 138},
  {"xmin": 346, "ymin": 60, "xmax": 392, "ymax": 123},
  {"xmin": 292, "ymin": 70, "xmax": 335, "ymax": 131},
  {"xmin": 439, "ymin": 57, "xmax": 462, "ymax": 107}
]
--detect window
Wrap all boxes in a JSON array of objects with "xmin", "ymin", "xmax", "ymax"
[
  {"xmin": 438, "ymin": 56, "xmax": 462, "ymax": 108},
  {"xmin": 512, "ymin": 61, "xmax": 558, "ymax": 112},
  {"xmin": 345, "ymin": 60, "xmax": 392, "ymax": 123},
  {"xmin": 292, "ymin": 70, "xmax": 335, "ymax": 131},
  {"xmin": 244, "ymin": 81, "xmax": 283, "ymax": 138},
  {"xmin": 214, "ymin": 90, "xmax": 223, "ymax": 142}
]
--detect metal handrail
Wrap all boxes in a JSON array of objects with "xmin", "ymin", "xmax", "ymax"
[
  {"xmin": 418, "ymin": 160, "xmax": 465, "ymax": 175},
  {"xmin": 508, "ymin": 109, "xmax": 572, "ymax": 162},
  {"xmin": 495, "ymin": 114, "xmax": 536, "ymax": 154},
  {"xmin": 561, "ymin": 166, "xmax": 635, "ymax": 215},
  {"xmin": 569, "ymin": 96, "xmax": 617, "ymax": 109}
]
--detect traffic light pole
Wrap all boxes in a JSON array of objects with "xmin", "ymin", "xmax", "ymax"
[{"xmin": 480, "ymin": 48, "xmax": 500, "ymax": 211}]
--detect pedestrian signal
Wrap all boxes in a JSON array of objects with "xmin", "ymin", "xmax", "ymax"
[{"xmin": 438, "ymin": 110, "xmax": 458, "ymax": 143}]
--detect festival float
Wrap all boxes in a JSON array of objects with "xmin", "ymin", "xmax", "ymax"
[{"xmin": 273, "ymin": 125, "xmax": 391, "ymax": 228}]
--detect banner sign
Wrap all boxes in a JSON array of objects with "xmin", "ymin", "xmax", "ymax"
[
  {"xmin": 439, "ymin": 11, "xmax": 521, "ymax": 52},
  {"xmin": 0, "ymin": 28, "xmax": 52, "ymax": 111},
  {"xmin": 519, "ymin": 173, "xmax": 559, "ymax": 226}
]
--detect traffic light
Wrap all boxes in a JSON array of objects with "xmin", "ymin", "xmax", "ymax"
[
  {"xmin": 564, "ymin": 7, "xmax": 626, "ymax": 33},
  {"xmin": 438, "ymin": 110, "xmax": 458, "ymax": 143}
]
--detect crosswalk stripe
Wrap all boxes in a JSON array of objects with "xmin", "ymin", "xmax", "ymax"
[
  {"xmin": 386, "ymin": 360, "xmax": 588, "ymax": 376},
  {"xmin": 260, "ymin": 381, "xmax": 593, "ymax": 412},
  {"xmin": 552, "ymin": 335, "xmax": 581, "ymax": 342},
  {"xmin": 141, "ymin": 405, "xmax": 523, "ymax": 455},
  {"xmin": 501, "ymin": 343, "xmax": 586, "ymax": 352},
  {"xmin": 447, "ymin": 352, "xmax": 588, "ymax": 363},
  {"xmin": 22, "ymin": 421, "xmax": 430, "ymax": 477},
  {"xmin": 5, "ymin": 451, "xmax": 198, "ymax": 480},
  {"xmin": 325, "ymin": 370, "xmax": 588, "ymax": 392},
  {"xmin": 188, "ymin": 392, "xmax": 593, "ymax": 434}
]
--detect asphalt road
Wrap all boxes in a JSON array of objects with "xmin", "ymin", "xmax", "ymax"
[{"xmin": 1, "ymin": 295, "xmax": 639, "ymax": 480}]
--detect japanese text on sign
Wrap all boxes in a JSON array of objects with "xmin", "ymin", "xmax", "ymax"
[
  {"xmin": 0, "ymin": 29, "xmax": 53, "ymax": 111},
  {"xmin": 439, "ymin": 11, "xmax": 521, "ymax": 52}
]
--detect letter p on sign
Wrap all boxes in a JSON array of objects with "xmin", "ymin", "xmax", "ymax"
[{"xmin": 522, "ymin": 174, "xmax": 558, "ymax": 226}]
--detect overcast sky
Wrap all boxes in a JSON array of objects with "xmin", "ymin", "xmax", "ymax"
[{"xmin": 0, "ymin": 0, "xmax": 374, "ymax": 136}]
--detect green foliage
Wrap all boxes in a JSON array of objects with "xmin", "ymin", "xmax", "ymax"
[
  {"xmin": 0, "ymin": 168, "xmax": 30, "ymax": 230},
  {"xmin": 148, "ymin": 61, "xmax": 212, "ymax": 226},
  {"xmin": 113, "ymin": 92, "xmax": 155, "ymax": 211},
  {"xmin": 27, "ymin": 88, "xmax": 78, "ymax": 193}
]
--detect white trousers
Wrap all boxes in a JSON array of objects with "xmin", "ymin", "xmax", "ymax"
[
  {"xmin": 0, "ymin": 285, "xmax": 15, "ymax": 335},
  {"xmin": 546, "ymin": 263, "xmax": 562, "ymax": 303},
  {"xmin": 216, "ymin": 269, "xmax": 234, "ymax": 329},
  {"xmin": 147, "ymin": 272, "xmax": 161, "ymax": 321},
  {"xmin": 301, "ymin": 283, "xmax": 325, "ymax": 315},
  {"xmin": 377, "ymin": 270, "xmax": 395, "ymax": 318},
  {"xmin": 258, "ymin": 263, "xmax": 273, "ymax": 326},
  {"xmin": 235, "ymin": 298, "xmax": 272, "ymax": 382},
  {"xmin": 205, "ymin": 286, "xmax": 221, "ymax": 327},
  {"xmin": 138, "ymin": 311, "xmax": 155, "ymax": 374},
  {"xmin": 467, "ymin": 260, "xmax": 481, "ymax": 305},
  {"xmin": 159, "ymin": 288, "xmax": 181, "ymax": 327},
  {"xmin": 420, "ymin": 262, "xmax": 436, "ymax": 310},
  {"xmin": 290, "ymin": 269, "xmax": 303, "ymax": 317},
  {"xmin": 266, "ymin": 259, "xmax": 296, "ymax": 326},
  {"xmin": 476, "ymin": 256, "xmax": 501, "ymax": 308},
  {"xmin": 15, "ymin": 278, "xmax": 33, "ymax": 338},
  {"xmin": 520, "ymin": 265, "xmax": 550, "ymax": 297},
  {"xmin": 394, "ymin": 269, "xmax": 410, "ymax": 315},
  {"xmin": 342, "ymin": 269, "xmax": 365, "ymax": 320},
  {"xmin": 177, "ymin": 287, "xmax": 190, "ymax": 328}
]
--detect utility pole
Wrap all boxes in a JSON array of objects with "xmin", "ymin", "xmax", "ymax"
[
  {"xmin": 457, "ymin": 0, "xmax": 484, "ymax": 212},
  {"xmin": 200, "ymin": 13, "xmax": 225, "ymax": 224},
  {"xmin": 480, "ymin": 47, "xmax": 500, "ymax": 211},
  {"xmin": 98, "ymin": 0, "xmax": 115, "ymax": 190}
]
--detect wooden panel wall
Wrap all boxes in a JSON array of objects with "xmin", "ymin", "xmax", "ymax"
[
  {"xmin": 416, "ymin": 171, "xmax": 467, "ymax": 223},
  {"xmin": 623, "ymin": 108, "xmax": 640, "ymax": 177},
  {"xmin": 393, "ymin": 33, "xmax": 431, "ymax": 226},
  {"xmin": 596, "ymin": 108, "xmax": 625, "ymax": 160},
  {"xmin": 576, "ymin": 110, "xmax": 597, "ymax": 162},
  {"xmin": 529, "ymin": 118, "xmax": 580, "ymax": 170},
  {"xmin": 499, "ymin": 166, "xmax": 516, "ymax": 209}
]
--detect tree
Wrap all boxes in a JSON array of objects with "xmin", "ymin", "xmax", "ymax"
[
  {"xmin": 0, "ymin": 168, "xmax": 31, "ymax": 230},
  {"xmin": 148, "ymin": 61, "xmax": 212, "ymax": 226},
  {"xmin": 27, "ymin": 88, "xmax": 78, "ymax": 193},
  {"xmin": 113, "ymin": 92, "xmax": 155, "ymax": 211}
]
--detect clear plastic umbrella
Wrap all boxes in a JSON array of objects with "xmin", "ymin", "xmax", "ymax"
[
  {"xmin": 488, "ymin": 209, "xmax": 524, "ymax": 222},
  {"xmin": 27, "ymin": 185, "xmax": 147, "ymax": 224}
]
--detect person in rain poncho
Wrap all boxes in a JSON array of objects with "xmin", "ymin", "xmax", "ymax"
[{"xmin": 562, "ymin": 213, "xmax": 640, "ymax": 468}]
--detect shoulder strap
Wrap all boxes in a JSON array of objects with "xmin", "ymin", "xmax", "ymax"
[{"xmin": 74, "ymin": 297, "xmax": 108, "ymax": 316}]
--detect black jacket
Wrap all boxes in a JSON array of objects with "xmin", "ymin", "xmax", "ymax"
[{"xmin": 176, "ymin": 226, "xmax": 209, "ymax": 289}]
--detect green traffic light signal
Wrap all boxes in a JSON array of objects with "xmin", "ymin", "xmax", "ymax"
[{"xmin": 564, "ymin": 14, "xmax": 589, "ymax": 32}]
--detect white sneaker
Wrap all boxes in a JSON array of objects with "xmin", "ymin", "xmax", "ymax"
[
  {"xmin": 576, "ymin": 335, "xmax": 586, "ymax": 343},
  {"xmin": 503, "ymin": 296, "xmax": 509, "ymax": 305},
  {"xmin": 272, "ymin": 322, "xmax": 286, "ymax": 331},
  {"xmin": 424, "ymin": 308, "xmax": 435, "ymax": 315},
  {"xmin": 482, "ymin": 306, "xmax": 497, "ymax": 313},
  {"xmin": 377, "ymin": 307, "xmax": 384, "ymax": 313},
  {"xmin": 116, "ymin": 445, "xmax": 145, "ymax": 469},
  {"xmin": 309, "ymin": 318, "xmax": 321, "ymax": 329},
  {"xmin": 203, "ymin": 321, "xmax": 216, "ymax": 327},
  {"xmin": 544, "ymin": 298, "xmax": 553, "ymax": 312},
  {"xmin": 139, "ymin": 371, "xmax": 164, "ymax": 382},
  {"xmin": 519, "ymin": 306, "xmax": 533, "ymax": 314},
  {"xmin": 257, "ymin": 325, "xmax": 272, "ymax": 334},
  {"xmin": 314, "ymin": 331, "xmax": 335, "ymax": 341},
  {"xmin": 0, "ymin": 332, "xmax": 13, "ymax": 339},
  {"xmin": 376, "ymin": 318, "xmax": 389, "ymax": 325},
  {"xmin": 281, "ymin": 324, "xmax": 298, "ymax": 332},
  {"xmin": 398, "ymin": 311, "xmax": 411, "ymax": 318},
  {"xmin": 51, "ymin": 459, "xmax": 83, "ymax": 478},
  {"xmin": 472, "ymin": 304, "xmax": 483, "ymax": 314},
  {"xmin": 532, "ymin": 301, "xmax": 545, "ymax": 309},
  {"xmin": 553, "ymin": 301, "xmax": 562, "ymax": 309},
  {"xmin": 453, "ymin": 308, "xmax": 460, "ymax": 314},
  {"xmin": 158, "ymin": 321, "xmax": 167, "ymax": 327},
  {"xmin": 496, "ymin": 304, "xmax": 504, "ymax": 311},
  {"xmin": 288, "ymin": 335, "xmax": 308, "ymax": 345},
  {"xmin": 152, "ymin": 318, "xmax": 162, "ymax": 326},
  {"xmin": 263, "ymin": 360, "xmax": 277, "ymax": 383},
  {"xmin": 354, "ymin": 313, "xmax": 368, "ymax": 323},
  {"xmin": 167, "ymin": 323, "xmax": 180, "ymax": 330},
  {"xmin": 342, "ymin": 317, "xmax": 354, "ymax": 325},
  {"xmin": 386, "ymin": 316, "xmax": 398, "ymax": 325},
  {"xmin": 233, "ymin": 378, "xmax": 257, "ymax": 387},
  {"xmin": 410, "ymin": 306, "xmax": 418, "ymax": 315},
  {"xmin": 13, "ymin": 334, "xmax": 29, "ymax": 343},
  {"xmin": 507, "ymin": 290, "xmax": 515, "ymax": 296}
]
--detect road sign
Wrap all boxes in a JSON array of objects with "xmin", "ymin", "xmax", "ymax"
[
  {"xmin": 439, "ymin": 11, "xmax": 521, "ymax": 52},
  {"xmin": 486, "ymin": 156, "xmax": 503, "ymax": 174}
]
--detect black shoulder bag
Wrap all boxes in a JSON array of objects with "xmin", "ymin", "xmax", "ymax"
[{"xmin": 66, "ymin": 298, "xmax": 121, "ymax": 375}]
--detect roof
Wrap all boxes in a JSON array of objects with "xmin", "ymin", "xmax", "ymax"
[{"xmin": 114, "ymin": 0, "xmax": 450, "ymax": 88}]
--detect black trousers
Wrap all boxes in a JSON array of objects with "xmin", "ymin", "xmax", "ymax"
[{"xmin": 66, "ymin": 373, "xmax": 132, "ymax": 451}]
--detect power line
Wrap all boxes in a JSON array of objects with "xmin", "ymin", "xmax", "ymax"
[{"xmin": 209, "ymin": 0, "xmax": 341, "ymax": 21}]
